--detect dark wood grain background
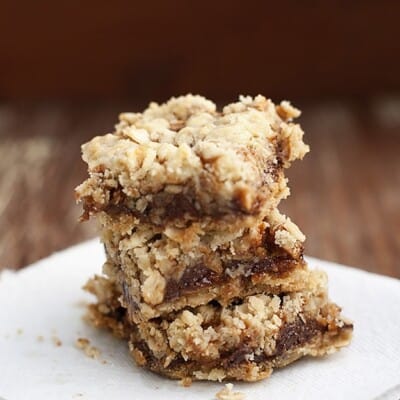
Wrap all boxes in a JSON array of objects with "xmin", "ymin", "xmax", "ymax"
[
  {"xmin": 1, "ymin": 1, "xmax": 400, "ymax": 101},
  {"xmin": 0, "ymin": 1, "xmax": 399, "ymax": 277}
]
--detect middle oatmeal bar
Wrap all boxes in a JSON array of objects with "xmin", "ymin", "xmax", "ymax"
[
  {"xmin": 99, "ymin": 209, "xmax": 309, "ymax": 322},
  {"xmin": 76, "ymin": 94, "xmax": 308, "ymax": 226}
]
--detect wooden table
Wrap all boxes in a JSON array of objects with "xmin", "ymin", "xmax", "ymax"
[{"xmin": 1, "ymin": 99, "xmax": 399, "ymax": 277}]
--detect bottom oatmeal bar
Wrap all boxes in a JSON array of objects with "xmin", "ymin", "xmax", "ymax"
[{"xmin": 85, "ymin": 274, "xmax": 352, "ymax": 382}]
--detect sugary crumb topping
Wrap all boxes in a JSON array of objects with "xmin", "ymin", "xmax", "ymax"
[{"xmin": 76, "ymin": 94, "xmax": 308, "ymax": 215}]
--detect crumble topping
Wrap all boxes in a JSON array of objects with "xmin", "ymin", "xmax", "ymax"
[{"xmin": 76, "ymin": 94, "xmax": 309, "ymax": 219}]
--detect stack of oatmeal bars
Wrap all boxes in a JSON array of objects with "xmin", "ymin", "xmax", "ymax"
[{"xmin": 76, "ymin": 95, "xmax": 352, "ymax": 382}]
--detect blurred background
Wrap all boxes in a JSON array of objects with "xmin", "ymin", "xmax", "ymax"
[{"xmin": 0, "ymin": 1, "xmax": 399, "ymax": 276}]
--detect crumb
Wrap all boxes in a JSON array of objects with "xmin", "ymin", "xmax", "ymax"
[
  {"xmin": 179, "ymin": 377, "xmax": 192, "ymax": 387},
  {"xmin": 52, "ymin": 335, "xmax": 62, "ymax": 347},
  {"xmin": 37, "ymin": 335, "xmax": 44, "ymax": 342},
  {"xmin": 215, "ymin": 383, "xmax": 245, "ymax": 400},
  {"xmin": 75, "ymin": 337, "xmax": 90, "ymax": 348},
  {"xmin": 16, "ymin": 328, "xmax": 23, "ymax": 335},
  {"xmin": 75, "ymin": 337, "xmax": 101, "ymax": 359}
]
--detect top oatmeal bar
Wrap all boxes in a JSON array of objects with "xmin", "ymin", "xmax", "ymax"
[{"xmin": 76, "ymin": 95, "xmax": 308, "ymax": 225}]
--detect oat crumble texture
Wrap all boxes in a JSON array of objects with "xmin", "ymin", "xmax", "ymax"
[{"xmin": 76, "ymin": 94, "xmax": 352, "ymax": 382}]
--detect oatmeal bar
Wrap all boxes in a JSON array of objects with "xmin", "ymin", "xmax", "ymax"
[
  {"xmin": 86, "ymin": 272, "xmax": 353, "ymax": 382},
  {"xmin": 75, "ymin": 95, "xmax": 308, "ymax": 226},
  {"xmin": 98, "ymin": 211, "xmax": 309, "ymax": 322},
  {"xmin": 76, "ymin": 94, "xmax": 352, "ymax": 382}
]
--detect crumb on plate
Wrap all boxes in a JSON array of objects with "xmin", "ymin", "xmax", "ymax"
[
  {"xmin": 179, "ymin": 377, "xmax": 192, "ymax": 387},
  {"xmin": 215, "ymin": 383, "xmax": 245, "ymax": 400},
  {"xmin": 52, "ymin": 335, "xmax": 62, "ymax": 347},
  {"xmin": 75, "ymin": 337, "xmax": 101, "ymax": 359}
]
